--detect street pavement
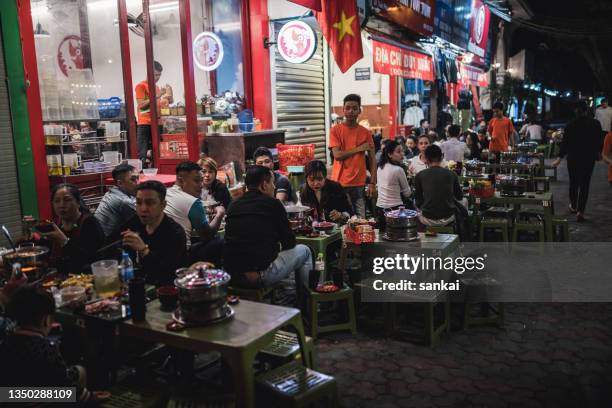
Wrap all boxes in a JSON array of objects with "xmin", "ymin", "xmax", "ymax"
[{"xmin": 315, "ymin": 161, "xmax": 612, "ymax": 408}]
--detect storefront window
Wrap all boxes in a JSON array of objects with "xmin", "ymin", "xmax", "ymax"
[
  {"xmin": 34, "ymin": 0, "xmax": 128, "ymax": 192},
  {"xmin": 191, "ymin": 0, "xmax": 245, "ymax": 119}
]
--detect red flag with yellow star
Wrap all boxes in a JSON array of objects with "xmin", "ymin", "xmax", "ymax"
[
  {"xmin": 288, "ymin": 0, "xmax": 321, "ymax": 11},
  {"xmin": 315, "ymin": 0, "xmax": 363, "ymax": 73}
]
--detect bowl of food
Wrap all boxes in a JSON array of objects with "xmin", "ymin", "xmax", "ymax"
[
  {"xmin": 157, "ymin": 285, "xmax": 178, "ymax": 309},
  {"xmin": 142, "ymin": 168, "xmax": 158, "ymax": 177},
  {"xmin": 312, "ymin": 221, "xmax": 336, "ymax": 232},
  {"xmin": 60, "ymin": 285, "xmax": 87, "ymax": 307}
]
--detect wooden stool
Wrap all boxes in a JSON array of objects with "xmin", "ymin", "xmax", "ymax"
[
  {"xmin": 479, "ymin": 218, "xmax": 510, "ymax": 242},
  {"xmin": 308, "ymin": 286, "xmax": 356, "ymax": 339},
  {"xmin": 259, "ymin": 330, "xmax": 316, "ymax": 369},
  {"xmin": 256, "ymin": 362, "xmax": 338, "ymax": 407},
  {"xmin": 228, "ymin": 285, "xmax": 277, "ymax": 303},
  {"xmin": 513, "ymin": 221, "xmax": 545, "ymax": 242},
  {"xmin": 552, "ymin": 217, "xmax": 570, "ymax": 242}
]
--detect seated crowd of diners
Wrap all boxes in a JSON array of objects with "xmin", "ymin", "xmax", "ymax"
[{"xmin": 0, "ymin": 124, "xmax": 501, "ymax": 395}]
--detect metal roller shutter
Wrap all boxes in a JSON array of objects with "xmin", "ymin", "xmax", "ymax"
[
  {"xmin": 273, "ymin": 21, "xmax": 327, "ymax": 161},
  {"xmin": 0, "ymin": 30, "xmax": 23, "ymax": 247}
]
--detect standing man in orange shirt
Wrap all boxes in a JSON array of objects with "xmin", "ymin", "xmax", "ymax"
[
  {"xmin": 487, "ymin": 101, "xmax": 515, "ymax": 156},
  {"xmin": 602, "ymin": 131, "xmax": 612, "ymax": 187},
  {"xmin": 135, "ymin": 61, "xmax": 172, "ymax": 168},
  {"xmin": 329, "ymin": 94, "xmax": 377, "ymax": 218}
]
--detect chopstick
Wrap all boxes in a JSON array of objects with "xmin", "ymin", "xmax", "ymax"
[{"xmin": 96, "ymin": 239, "xmax": 123, "ymax": 254}]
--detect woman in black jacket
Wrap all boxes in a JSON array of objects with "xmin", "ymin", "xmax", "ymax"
[
  {"xmin": 299, "ymin": 160, "xmax": 352, "ymax": 223},
  {"xmin": 198, "ymin": 157, "xmax": 232, "ymax": 209},
  {"xmin": 39, "ymin": 184, "xmax": 105, "ymax": 274}
]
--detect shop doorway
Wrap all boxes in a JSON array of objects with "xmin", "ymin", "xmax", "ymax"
[
  {"xmin": 272, "ymin": 19, "xmax": 327, "ymax": 161},
  {"xmin": 0, "ymin": 26, "xmax": 24, "ymax": 245}
]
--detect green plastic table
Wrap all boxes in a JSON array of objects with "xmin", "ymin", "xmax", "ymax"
[
  {"xmin": 296, "ymin": 229, "xmax": 343, "ymax": 272},
  {"xmin": 470, "ymin": 191, "xmax": 554, "ymax": 241},
  {"xmin": 121, "ymin": 299, "xmax": 308, "ymax": 408}
]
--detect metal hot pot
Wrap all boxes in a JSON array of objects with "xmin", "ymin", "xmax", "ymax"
[
  {"xmin": 498, "ymin": 176, "xmax": 527, "ymax": 197},
  {"xmin": 2, "ymin": 246, "xmax": 50, "ymax": 281},
  {"xmin": 285, "ymin": 204, "xmax": 313, "ymax": 231},
  {"xmin": 383, "ymin": 207, "xmax": 419, "ymax": 241},
  {"xmin": 517, "ymin": 142, "xmax": 539, "ymax": 154},
  {"xmin": 464, "ymin": 160, "xmax": 486, "ymax": 176},
  {"xmin": 174, "ymin": 266, "xmax": 232, "ymax": 324}
]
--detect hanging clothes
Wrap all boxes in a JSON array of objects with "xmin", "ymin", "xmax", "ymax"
[
  {"xmin": 405, "ymin": 79, "xmax": 425, "ymax": 95},
  {"xmin": 403, "ymin": 101, "xmax": 425, "ymax": 127}
]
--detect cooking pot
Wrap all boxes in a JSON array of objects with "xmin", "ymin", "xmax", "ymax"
[
  {"xmin": 500, "ymin": 151, "xmax": 520, "ymax": 164},
  {"xmin": 174, "ymin": 266, "xmax": 230, "ymax": 304},
  {"xmin": 517, "ymin": 142, "xmax": 538, "ymax": 154},
  {"xmin": 498, "ymin": 176, "xmax": 527, "ymax": 196},
  {"xmin": 384, "ymin": 207, "xmax": 418, "ymax": 229},
  {"xmin": 2, "ymin": 246, "xmax": 49, "ymax": 280},
  {"xmin": 465, "ymin": 160, "xmax": 486, "ymax": 176},
  {"xmin": 284, "ymin": 204, "xmax": 313, "ymax": 220}
]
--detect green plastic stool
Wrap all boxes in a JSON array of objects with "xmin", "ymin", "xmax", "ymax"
[
  {"xmin": 552, "ymin": 217, "xmax": 570, "ymax": 242},
  {"xmin": 256, "ymin": 362, "xmax": 338, "ymax": 407},
  {"xmin": 259, "ymin": 330, "xmax": 316, "ymax": 369},
  {"xmin": 479, "ymin": 218, "xmax": 510, "ymax": 242},
  {"xmin": 464, "ymin": 303, "xmax": 505, "ymax": 329},
  {"xmin": 228, "ymin": 285, "xmax": 277, "ymax": 303},
  {"xmin": 308, "ymin": 286, "xmax": 357, "ymax": 339},
  {"xmin": 512, "ymin": 221, "xmax": 545, "ymax": 242}
]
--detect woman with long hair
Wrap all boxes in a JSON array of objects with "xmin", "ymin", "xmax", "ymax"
[
  {"xmin": 299, "ymin": 160, "xmax": 352, "ymax": 223},
  {"xmin": 39, "ymin": 184, "xmax": 105, "ymax": 274},
  {"xmin": 376, "ymin": 140, "xmax": 412, "ymax": 230},
  {"xmin": 466, "ymin": 131, "xmax": 483, "ymax": 160}
]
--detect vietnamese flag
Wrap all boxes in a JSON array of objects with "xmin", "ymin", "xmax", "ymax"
[
  {"xmin": 288, "ymin": 0, "xmax": 322, "ymax": 11},
  {"xmin": 315, "ymin": 0, "xmax": 363, "ymax": 73}
]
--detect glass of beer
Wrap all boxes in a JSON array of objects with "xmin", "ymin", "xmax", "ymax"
[{"xmin": 92, "ymin": 260, "xmax": 121, "ymax": 298}]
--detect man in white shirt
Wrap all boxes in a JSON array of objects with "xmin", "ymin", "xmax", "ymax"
[
  {"xmin": 165, "ymin": 161, "xmax": 225, "ymax": 264},
  {"xmin": 440, "ymin": 125, "xmax": 470, "ymax": 163},
  {"xmin": 519, "ymin": 121, "xmax": 543, "ymax": 142},
  {"xmin": 595, "ymin": 98, "xmax": 612, "ymax": 132}
]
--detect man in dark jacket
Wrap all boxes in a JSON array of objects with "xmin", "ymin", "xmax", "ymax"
[
  {"xmin": 553, "ymin": 101, "xmax": 603, "ymax": 222},
  {"xmin": 223, "ymin": 166, "xmax": 311, "ymax": 289}
]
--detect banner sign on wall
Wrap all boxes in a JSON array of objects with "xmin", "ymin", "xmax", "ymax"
[
  {"xmin": 467, "ymin": 0, "xmax": 491, "ymax": 64},
  {"xmin": 371, "ymin": 0, "xmax": 436, "ymax": 36},
  {"xmin": 277, "ymin": 20, "xmax": 317, "ymax": 64},
  {"xmin": 460, "ymin": 63, "xmax": 488, "ymax": 87},
  {"xmin": 373, "ymin": 40, "xmax": 434, "ymax": 81}
]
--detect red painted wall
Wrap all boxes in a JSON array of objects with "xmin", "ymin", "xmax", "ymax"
[
  {"xmin": 16, "ymin": 0, "xmax": 52, "ymax": 219},
  {"xmin": 247, "ymin": 0, "xmax": 273, "ymax": 129}
]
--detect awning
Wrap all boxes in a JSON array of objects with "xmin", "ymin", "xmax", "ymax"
[
  {"xmin": 459, "ymin": 63, "xmax": 489, "ymax": 87},
  {"xmin": 371, "ymin": 37, "xmax": 434, "ymax": 81}
]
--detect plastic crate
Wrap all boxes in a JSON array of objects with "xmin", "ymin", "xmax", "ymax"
[{"xmin": 276, "ymin": 143, "xmax": 315, "ymax": 173}]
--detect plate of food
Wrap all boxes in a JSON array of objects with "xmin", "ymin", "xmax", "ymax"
[{"xmin": 312, "ymin": 221, "xmax": 336, "ymax": 232}]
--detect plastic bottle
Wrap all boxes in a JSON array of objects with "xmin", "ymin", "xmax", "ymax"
[
  {"xmin": 315, "ymin": 253, "xmax": 325, "ymax": 284},
  {"xmin": 121, "ymin": 251, "xmax": 134, "ymax": 283}
]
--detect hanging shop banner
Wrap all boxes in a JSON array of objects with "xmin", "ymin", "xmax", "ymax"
[
  {"xmin": 193, "ymin": 32, "xmax": 224, "ymax": 71},
  {"xmin": 277, "ymin": 20, "xmax": 317, "ymax": 64},
  {"xmin": 460, "ymin": 63, "xmax": 488, "ymax": 87},
  {"xmin": 373, "ymin": 40, "xmax": 434, "ymax": 81},
  {"xmin": 434, "ymin": 0, "xmax": 454, "ymax": 43},
  {"xmin": 58, "ymin": 35, "xmax": 84, "ymax": 77},
  {"xmin": 371, "ymin": 0, "xmax": 436, "ymax": 36},
  {"xmin": 467, "ymin": 0, "xmax": 491, "ymax": 62}
]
